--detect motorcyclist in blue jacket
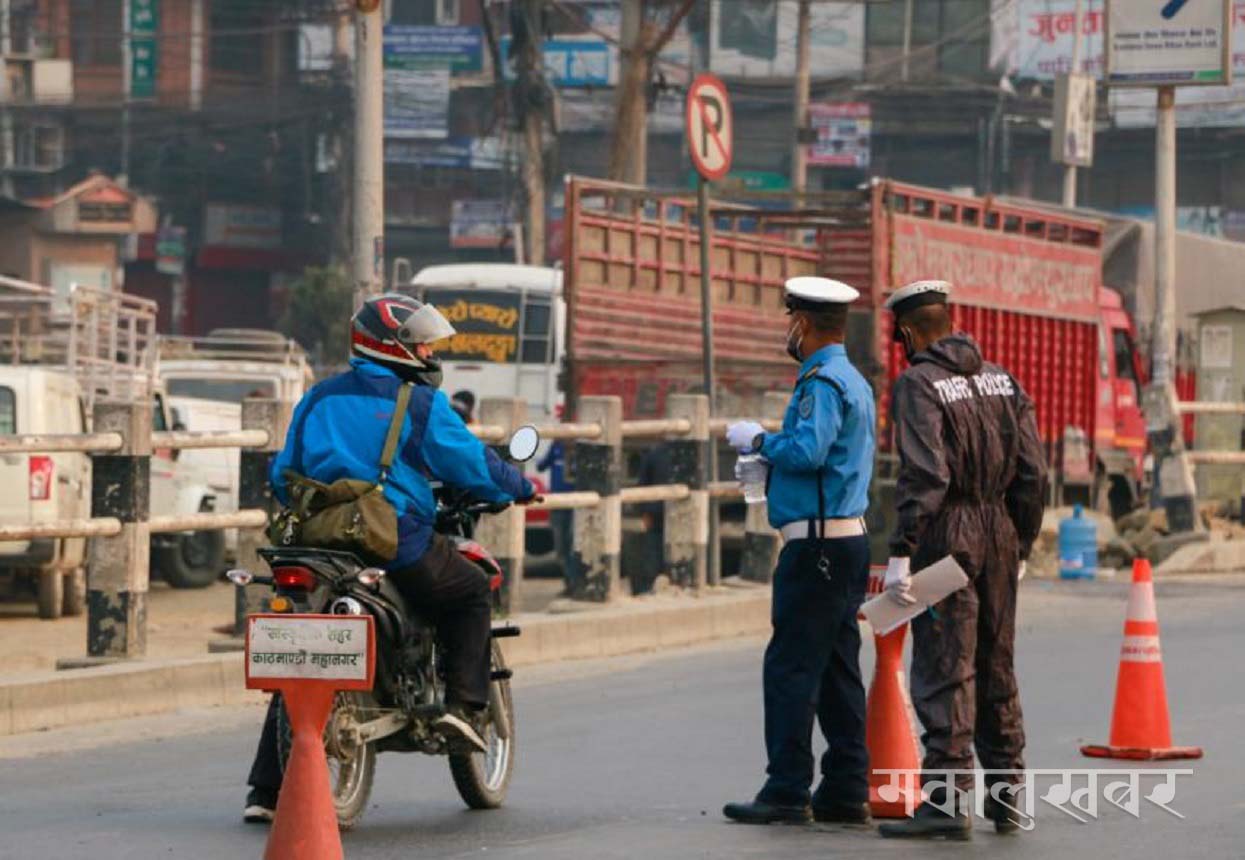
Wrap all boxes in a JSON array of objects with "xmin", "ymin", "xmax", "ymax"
[{"xmin": 244, "ymin": 293, "xmax": 536, "ymax": 823}]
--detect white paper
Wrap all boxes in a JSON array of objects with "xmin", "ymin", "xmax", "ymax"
[{"xmin": 860, "ymin": 555, "xmax": 970, "ymax": 635}]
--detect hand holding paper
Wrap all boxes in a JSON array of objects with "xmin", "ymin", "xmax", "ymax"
[{"xmin": 860, "ymin": 555, "xmax": 970, "ymax": 635}]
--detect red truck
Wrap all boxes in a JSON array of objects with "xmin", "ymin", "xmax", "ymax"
[{"xmin": 562, "ymin": 176, "xmax": 1148, "ymax": 519}]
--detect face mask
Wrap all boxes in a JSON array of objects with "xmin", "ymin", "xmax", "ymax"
[{"xmin": 785, "ymin": 317, "xmax": 807, "ymax": 363}]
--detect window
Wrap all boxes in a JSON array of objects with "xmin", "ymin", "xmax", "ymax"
[
  {"xmin": 1113, "ymin": 330, "xmax": 1137, "ymax": 382},
  {"xmin": 70, "ymin": 0, "xmax": 123, "ymax": 67},
  {"xmin": 390, "ymin": 0, "xmax": 437, "ymax": 26},
  {"xmin": 521, "ymin": 300, "xmax": 551, "ymax": 363},
  {"xmin": 152, "ymin": 394, "xmax": 168, "ymax": 432},
  {"xmin": 166, "ymin": 378, "xmax": 277, "ymax": 403},
  {"xmin": 211, "ymin": 0, "xmax": 265, "ymax": 76},
  {"xmin": 865, "ymin": 0, "xmax": 990, "ymax": 82},
  {"xmin": 13, "ymin": 125, "xmax": 65, "ymax": 172},
  {"xmin": 0, "ymin": 387, "xmax": 15, "ymax": 434}
]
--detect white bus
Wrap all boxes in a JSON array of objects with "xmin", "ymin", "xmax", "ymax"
[{"xmin": 409, "ymin": 264, "xmax": 564, "ymax": 423}]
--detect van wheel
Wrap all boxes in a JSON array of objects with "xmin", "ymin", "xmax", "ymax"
[
  {"xmin": 63, "ymin": 568, "xmax": 86, "ymax": 617},
  {"xmin": 156, "ymin": 530, "xmax": 226, "ymax": 589},
  {"xmin": 37, "ymin": 571, "xmax": 64, "ymax": 620}
]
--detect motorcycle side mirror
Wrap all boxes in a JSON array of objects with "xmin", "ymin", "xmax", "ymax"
[{"xmin": 507, "ymin": 424, "xmax": 540, "ymax": 463}]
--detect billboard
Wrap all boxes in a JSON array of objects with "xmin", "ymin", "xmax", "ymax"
[
  {"xmin": 808, "ymin": 102, "xmax": 871, "ymax": 169},
  {"xmin": 1105, "ymin": 0, "xmax": 1233, "ymax": 86}
]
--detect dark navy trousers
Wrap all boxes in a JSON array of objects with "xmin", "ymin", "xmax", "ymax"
[{"xmin": 758, "ymin": 534, "xmax": 870, "ymax": 808}]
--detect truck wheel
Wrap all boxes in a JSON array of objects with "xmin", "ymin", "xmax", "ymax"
[
  {"xmin": 37, "ymin": 570, "xmax": 64, "ymax": 620},
  {"xmin": 155, "ymin": 530, "xmax": 226, "ymax": 589},
  {"xmin": 63, "ymin": 568, "xmax": 86, "ymax": 617}
]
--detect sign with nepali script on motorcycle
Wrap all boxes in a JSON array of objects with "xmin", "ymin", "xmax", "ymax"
[{"xmin": 245, "ymin": 614, "xmax": 375, "ymax": 691}]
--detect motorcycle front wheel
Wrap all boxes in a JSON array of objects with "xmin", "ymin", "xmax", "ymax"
[
  {"xmin": 449, "ymin": 641, "xmax": 515, "ymax": 809},
  {"xmin": 276, "ymin": 690, "xmax": 378, "ymax": 830}
]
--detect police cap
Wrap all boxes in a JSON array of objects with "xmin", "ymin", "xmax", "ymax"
[
  {"xmin": 784, "ymin": 277, "xmax": 860, "ymax": 313},
  {"xmin": 883, "ymin": 280, "xmax": 951, "ymax": 318}
]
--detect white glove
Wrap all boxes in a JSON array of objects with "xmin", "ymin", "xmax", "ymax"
[
  {"xmin": 1018, "ymin": 560, "xmax": 1027, "ymax": 581},
  {"xmin": 734, "ymin": 454, "xmax": 769, "ymax": 485},
  {"xmin": 726, "ymin": 420, "xmax": 765, "ymax": 453},
  {"xmin": 884, "ymin": 556, "xmax": 918, "ymax": 607}
]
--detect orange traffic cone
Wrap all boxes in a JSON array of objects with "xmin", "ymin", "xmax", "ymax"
[
  {"xmin": 863, "ymin": 566, "xmax": 921, "ymax": 818},
  {"xmin": 265, "ymin": 687, "xmax": 344, "ymax": 860},
  {"xmin": 1080, "ymin": 558, "xmax": 1203, "ymax": 761}
]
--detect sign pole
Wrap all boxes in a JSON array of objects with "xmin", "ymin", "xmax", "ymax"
[
  {"xmin": 697, "ymin": 176, "xmax": 720, "ymax": 586},
  {"xmin": 1152, "ymin": 84, "xmax": 1177, "ymax": 392}
]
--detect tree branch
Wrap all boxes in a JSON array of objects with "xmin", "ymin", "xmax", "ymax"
[{"xmin": 647, "ymin": 0, "xmax": 695, "ymax": 57}]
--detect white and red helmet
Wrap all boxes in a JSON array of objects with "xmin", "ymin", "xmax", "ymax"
[{"xmin": 350, "ymin": 293, "xmax": 456, "ymax": 386}]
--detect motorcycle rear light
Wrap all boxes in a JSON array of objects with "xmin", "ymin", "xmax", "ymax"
[
  {"xmin": 29, "ymin": 456, "xmax": 53, "ymax": 501},
  {"xmin": 273, "ymin": 566, "xmax": 316, "ymax": 590},
  {"xmin": 357, "ymin": 568, "xmax": 386, "ymax": 587},
  {"xmin": 225, "ymin": 569, "xmax": 253, "ymax": 586}
]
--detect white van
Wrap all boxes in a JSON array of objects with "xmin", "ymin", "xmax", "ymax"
[
  {"xmin": 0, "ymin": 367, "xmax": 90, "ymax": 618},
  {"xmin": 409, "ymin": 264, "xmax": 564, "ymax": 422}
]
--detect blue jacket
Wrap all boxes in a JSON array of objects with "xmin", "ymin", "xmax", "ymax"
[
  {"xmin": 759, "ymin": 343, "xmax": 876, "ymax": 529},
  {"xmin": 272, "ymin": 358, "xmax": 534, "ymax": 569}
]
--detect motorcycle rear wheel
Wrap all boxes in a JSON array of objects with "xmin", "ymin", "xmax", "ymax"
[
  {"xmin": 276, "ymin": 691, "xmax": 378, "ymax": 830},
  {"xmin": 449, "ymin": 641, "xmax": 515, "ymax": 809}
]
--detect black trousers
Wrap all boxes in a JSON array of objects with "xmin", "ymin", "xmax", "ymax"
[
  {"xmin": 910, "ymin": 545, "xmax": 1025, "ymax": 790},
  {"xmin": 758, "ymin": 534, "xmax": 870, "ymax": 808},
  {"xmin": 247, "ymin": 533, "xmax": 492, "ymax": 795}
]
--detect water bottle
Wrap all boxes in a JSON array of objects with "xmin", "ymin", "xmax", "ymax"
[
  {"xmin": 736, "ymin": 453, "xmax": 767, "ymax": 505},
  {"xmin": 1059, "ymin": 504, "xmax": 1098, "ymax": 580}
]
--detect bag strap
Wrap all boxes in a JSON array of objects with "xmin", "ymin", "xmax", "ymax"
[{"xmin": 378, "ymin": 383, "xmax": 413, "ymax": 483}]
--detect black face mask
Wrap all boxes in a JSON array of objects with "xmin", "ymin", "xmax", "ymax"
[{"xmin": 785, "ymin": 317, "xmax": 807, "ymax": 363}]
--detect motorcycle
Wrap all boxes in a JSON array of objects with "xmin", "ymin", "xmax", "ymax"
[{"xmin": 226, "ymin": 425, "xmax": 541, "ymax": 829}]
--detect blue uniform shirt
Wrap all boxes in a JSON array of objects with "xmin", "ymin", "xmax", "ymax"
[
  {"xmin": 759, "ymin": 343, "xmax": 876, "ymax": 529},
  {"xmin": 271, "ymin": 358, "xmax": 534, "ymax": 569}
]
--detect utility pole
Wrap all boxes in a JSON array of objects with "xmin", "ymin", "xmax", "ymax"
[
  {"xmin": 790, "ymin": 0, "xmax": 811, "ymax": 193},
  {"xmin": 353, "ymin": 3, "xmax": 385, "ymax": 308},
  {"xmin": 0, "ymin": 0, "xmax": 14, "ymax": 197},
  {"xmin": 120, "ymin": 1, "xmax": 131, "ymax": 185},
  {"xmin": 516, "ymin": 0, "xmax": 546, "ymax": 265},
  {"xmin": 1061, "ymin": 0, "xmax": 1085, "ymax": 207},
  {"xmin": 1152, "ymin": 85, "xmax": 1177, "ymax": 390},
  {"xmin": 900, "ymin": 0, "xmax": 914, "ymax": 82}
]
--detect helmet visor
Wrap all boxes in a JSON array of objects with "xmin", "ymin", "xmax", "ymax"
[{"xmin": 401, "ymin": 302, "xmax": 457, "ymax": 345}]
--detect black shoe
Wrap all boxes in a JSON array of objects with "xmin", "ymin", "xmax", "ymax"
[
  {"xmin": 243, "ymin": 788, "xmax": 278, "ymax": 824},
  {"xmin": 983, "ymin": 795, "xmax": 1024, "ymax": 834},
  {"xmin": 812, "ymin": 800, "xmax": 872, "ymax": 825},
  {"xmin": 878, "ymin": 801, "xmax": 971, "ymax": 841},
  {"xmin": 723, "ymin": 799, "xmax": 813, "ymax": 825}
]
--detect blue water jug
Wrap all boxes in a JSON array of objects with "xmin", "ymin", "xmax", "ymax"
[{"xmin": 1059, "ymin": 504, "xmax": 1098, "ymax": 580}]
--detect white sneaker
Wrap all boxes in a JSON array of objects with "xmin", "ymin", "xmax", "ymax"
[
  {"xmin": 243, "ymin": 803, "xmax": 275, "ymax": 824},
  {"xmin": 434, "ymin": 710, "xmax": 488, "ymax": 753}
]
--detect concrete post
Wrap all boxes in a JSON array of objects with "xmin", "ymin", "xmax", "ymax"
[
  {"xmin": 570, "ymin": 396, "xmax": 623, "ymax": 601},
  {"xmin": 84, "ymin": 399, "xmax": 152, "ymax": 660},
  {"xmin": 475, "ymin": 397, "xmax": 528, "ymax": 614},
  {"xmin": 740, "ymin": 392, "xmax": 788, "ymax": 582},
  {"xmin": 232, "ymin": 398, "xmax": 291, "ymax": 637},
  {"xmin": 665, "ymin": 394, "xmax": 709, "ymax": 590}
]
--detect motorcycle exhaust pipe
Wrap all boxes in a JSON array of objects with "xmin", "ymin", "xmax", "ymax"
[{"xmin": 490, "ymin": 625, "xmax": 521, "ymax": 638}]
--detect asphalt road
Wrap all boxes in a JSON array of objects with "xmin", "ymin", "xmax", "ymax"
[{"xmin": 2, "ymin": 576, "xmax": 1243, "ymax": 860}]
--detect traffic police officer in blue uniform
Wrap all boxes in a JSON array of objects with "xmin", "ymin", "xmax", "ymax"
[{"xmin": 723, "ymin": 276, "xmax": 877, "ymax": 826}]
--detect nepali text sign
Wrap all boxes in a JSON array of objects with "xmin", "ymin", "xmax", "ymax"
[
  {"xmin": 891, "ymin": 215, "xmax": 1101, "ymax": 322},
  {"xmin": 808, "ymin": 102, "xmax": 871, "ymax": 169},
  {"xmin": 129, "ymin": 0, "xmax": 158, "ymax": 100},
  {"xmin": 1106, "ymin": 0, "xmax": 1233, "ymax": 86},
  {"xmin": 992, "ymin": 0, "xmax": 1106, "ymax": 79},
  {"xmin": 500, "ymin": 36, "xmax": 612, "ymax": 86},
  {"xmin": 383, "ymin": 26, "xmax": 484, "ymax": 74},
  {"xmin": 384, "ymin": 66, "xmax": 450, "ymax": 139},
  {"xmin": 245, "ymin": 615, "xmax": 374, "ymax": 687},
  {"xmin": 424, "ymin": 288, "xmax": 521, "ymax": 363}
]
